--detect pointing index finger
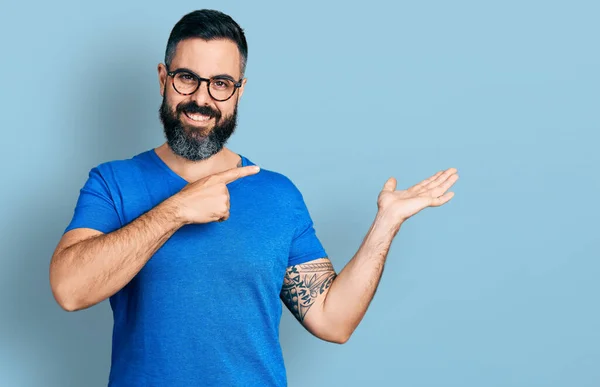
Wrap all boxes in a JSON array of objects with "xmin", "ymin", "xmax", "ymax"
[{"xmin": 217, "ymin": 165, "xmax": 261, "ymax": 184}]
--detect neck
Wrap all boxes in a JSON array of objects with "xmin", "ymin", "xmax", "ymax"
[{"xmin": 154, "ymin": 142, "xmax": 241, "ymax": 183}]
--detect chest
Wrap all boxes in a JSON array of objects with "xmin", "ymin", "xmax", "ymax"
[{"xmin": 119, "ymin": 183, "xmax": 295, "ymax": 298}]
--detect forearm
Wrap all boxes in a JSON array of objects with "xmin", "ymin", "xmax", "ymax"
[
  {"xmin": 321, "ymin": 212, "xmax": 400, "ymax": 340},
  {"xmin": 51, "ymin": 199, "xmax": 185, "ymax": 311}
]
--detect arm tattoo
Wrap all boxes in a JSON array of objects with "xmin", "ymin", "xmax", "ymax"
[{"xmin": 281, "ymin": 261, "xmax": 337, "ymax": 322}]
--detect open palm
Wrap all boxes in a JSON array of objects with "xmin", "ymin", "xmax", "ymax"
[{"xmin": 377, "ymin": 168, "xmax": 459, "ymax": 222}]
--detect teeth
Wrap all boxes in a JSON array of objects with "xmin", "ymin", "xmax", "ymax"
[{"xmin": 186, "ymin": 112, "xmax": 210, "ymax": 122}]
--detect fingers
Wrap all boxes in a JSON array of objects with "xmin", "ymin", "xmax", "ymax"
[
  {"xmin": 410, "ymin": 170, "xmax": 444, "ymax": 191},
  {"xmin": 382, "ymin": 177, "xmax": 397, "ymax": 192},
  {"xmin": 218, "ymin": 188, "xmax": 231, "ymax": 221},
  {"xmin": 423, "ymin": 168, "xmax": 458, "ymax": 190},
  {"xmin": 428, "ymin": 173, "xmax": 459, "ymax": 199},
  {"xmin": 386, "ymin": 167, "xmax": 457, "ymax": 193},
  {"xmin": 423, "ymin": 170, "xmax": 445, "ymax": 185},
  {"xmin": 430, "ymin": 191, "xmax": 455, "ymax": 207},
  {"xmin": 215, "ymin": 165, "xmax": 261, "ymax": 184}
]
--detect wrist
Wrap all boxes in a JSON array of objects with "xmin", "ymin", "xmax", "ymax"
[
  {"xmin": 160, "ymin": 196, "xmax": 190, "ymax": 227},
  {"xmin": 374, "ymin": 210, "xmax": 404, "ymax": 236}
]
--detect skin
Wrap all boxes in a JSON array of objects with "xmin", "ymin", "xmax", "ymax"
[
  {"xmin": 49, "ymin": 37, "xmax": 460, "ymax": 346},
  {"xmin": 49, "ymin": 38, "xmax": 253, "ymax": 311},
  {"xmin": 156, "ymin": 38, "xmax": 248, "ymax": 182},
  {"xmin": 283, "ymin": 169, "xmax": 458, "ymax": 343}
]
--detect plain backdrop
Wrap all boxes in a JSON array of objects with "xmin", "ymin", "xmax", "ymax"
[{"xmin": 1, "ymin": 1, "xmax": 598, "ymax": 386}]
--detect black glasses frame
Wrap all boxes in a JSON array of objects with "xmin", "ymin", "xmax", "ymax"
[{"xmin": 167, "ymin": 68, "xmax": 243, "ymax": 102}]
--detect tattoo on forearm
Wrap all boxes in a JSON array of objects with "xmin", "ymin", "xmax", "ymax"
[{"xmin": 280, "ymin": 261, "xmax": 337, "ymax": 322}]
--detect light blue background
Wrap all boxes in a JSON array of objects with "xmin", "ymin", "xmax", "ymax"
[{"xmin": 1, "ymin": 1, "xmax": 598, "ymax": 386}]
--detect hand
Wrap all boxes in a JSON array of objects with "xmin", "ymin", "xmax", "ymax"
[
  {"xmin": 167, "ymin": 165, "xmax": 260, "ymax": 224},
  {"xmin": 377, "ymin": 168, "xmax": 459, "ymax": 225}
]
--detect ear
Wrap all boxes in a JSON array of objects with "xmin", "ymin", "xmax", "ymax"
[
  {"xmin": 158, "ymin": 63, "xmax": 168, "ymax": 97},
  {"xmin": 237, "ymin": 78, "xmax": 248, "ymax": 99}
]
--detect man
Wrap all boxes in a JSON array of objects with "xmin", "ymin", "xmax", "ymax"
[{"xmin": 50, "ymin": 9, "xmax": 459, "ymax": 387}]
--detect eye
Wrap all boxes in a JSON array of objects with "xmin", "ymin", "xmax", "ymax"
[
  {"xmin": 211, "ymin": 79, "xmax": 232, "ymax": 90},
  {"xmin": 176, "ymin": 73, "xmax": 196, "ymax": 83}
]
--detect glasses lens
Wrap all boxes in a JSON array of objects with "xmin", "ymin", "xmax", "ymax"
[
  {"xmin": 209, "ymin": 78, "xmax": 235, "ymax": 101},
  {"xmin": 173, "ymin": 72, "xmax": 198, "ymax": 94}
]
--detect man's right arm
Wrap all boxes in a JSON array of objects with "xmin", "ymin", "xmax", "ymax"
[
  {"xmin": 49, "ymin": 164, "xmax": 260, "ymax": 312},
  {"xmin": 50, "ymin": 198, "xmax": 184, "ymax": 311}
]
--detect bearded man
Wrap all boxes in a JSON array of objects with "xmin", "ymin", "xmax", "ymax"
[{"xmin": 50, "ymin": 9, "xmax": 459, "ymax": 386}]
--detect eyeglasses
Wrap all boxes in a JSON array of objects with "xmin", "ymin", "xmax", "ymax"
[{"xmin": 167, "ymin": 68, "xmax": 243, "ymax": 102}]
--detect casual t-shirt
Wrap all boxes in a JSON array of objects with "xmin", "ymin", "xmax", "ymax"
[{"xmin": 64, "ymin": 149, "xmax": 328, "ymax": 387}]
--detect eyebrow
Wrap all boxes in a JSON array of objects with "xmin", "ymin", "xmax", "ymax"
[
  {"xmin": 174, "ymin": 67, "xmax": 238, "ymax": 81},
  {"xmin": 212, "ymin": 74, "xmax": 237, "ymax": 81}
]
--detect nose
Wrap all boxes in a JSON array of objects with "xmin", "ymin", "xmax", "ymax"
[{"xmin": 191, "ymin": 80, "xmax": 212, "ymax": 106}]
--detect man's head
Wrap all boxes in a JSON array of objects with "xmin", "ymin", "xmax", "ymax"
[{"xmin": 158, "ymin": 10, "xmax": 248, "ymax": 161}]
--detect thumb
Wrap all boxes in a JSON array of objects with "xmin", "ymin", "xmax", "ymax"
[{"xmin": 382, "ymin": 177, "xmax": 397, "ymax": 192}]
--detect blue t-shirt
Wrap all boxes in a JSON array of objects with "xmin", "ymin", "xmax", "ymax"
[{"xmin": 64, "ymin": 149, "xmax": 327, "ymax": 387}]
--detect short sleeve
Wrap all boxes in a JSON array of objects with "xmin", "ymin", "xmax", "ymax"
[
  {"xmin": 64, "ymin": 167, "xmax": 122, "ymax": 234},
  {"xmin": 287, "ymin": 189, "xmax": 327, "ymax": 267}
]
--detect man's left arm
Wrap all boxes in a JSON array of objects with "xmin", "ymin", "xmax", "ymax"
[{"xmin": 280, "ymin": 167, "xmax": 459, "ymax": 344}]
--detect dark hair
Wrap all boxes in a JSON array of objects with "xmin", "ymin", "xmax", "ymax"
[{"xmin": 164, "ymin": 9, "xmax": 248, "ymax": 76}]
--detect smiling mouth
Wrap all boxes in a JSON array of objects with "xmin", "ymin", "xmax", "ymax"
[{"xmin": 184, "ymin": 111, "xmax": 212, "ymax": 123}]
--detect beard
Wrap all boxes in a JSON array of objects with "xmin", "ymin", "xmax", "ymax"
[{"xmin": 159, "ymin": 97, "xmax": 238, "ymax": 161}]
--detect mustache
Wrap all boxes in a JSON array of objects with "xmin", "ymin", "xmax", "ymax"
[{"xmin": 177, "ymin": 101, "xmax": 221, "ymax": 120}]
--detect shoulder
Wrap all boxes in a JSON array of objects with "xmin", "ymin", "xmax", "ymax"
[
  {"xmin": 241, "ymin": 155, "xmax": 305, "ymax": 203},
  {"xmin": 90, "ymin": 149, "xmax": 154, "ymax": 182}
]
